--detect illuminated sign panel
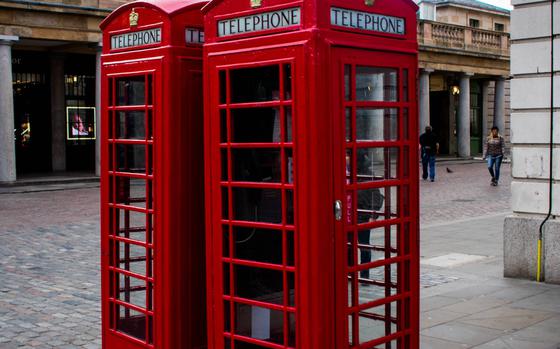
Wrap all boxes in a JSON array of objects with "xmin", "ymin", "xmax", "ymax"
[
  {"xmin": 330, "ymin": 7, "xmax": 405, "ymax": 35},
  {"xmin": 218, "ymin": 7, "xmax": 301, "ymax": 37},
  {"xmin": 111, "ymin": 28, "xmax": 162, "ymax": 50},
  {"xmin": 186, "ymin": 28, "xmax": 204, "ymax": 44}
]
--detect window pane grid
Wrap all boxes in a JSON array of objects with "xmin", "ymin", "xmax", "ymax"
[
  {"xmin": 107, "ymin": 74, "xmax": 154, "ymax": 345},
  {"xmin": 344, "ymin": 63, "xmax": 413, "ymax": 349},
  {"xmin": 219, "ymin": 63, "xmax": 296, "ymax": 349}
]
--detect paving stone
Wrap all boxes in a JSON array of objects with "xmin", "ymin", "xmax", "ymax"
[
  {"xmin": 457, "ymin": 306, "xmax": 555, "ymax": 331},
  {"xmin": 421, "ymin": 295, "xmax": 464, "ymax": 312},
  {"xmin": 420, "ymin": 335, "xmax": 469, "ymax": 349},
  {"xmin": 421, "ymin": 308, "xmax": 467, "ymax": 329},
  {"xmin": 440, "ymin": 297, "xmax": 509, "ymax": 315},
  {"xmin": 421, "ymin": 322, "xmax": 505, "ymax": 347}
]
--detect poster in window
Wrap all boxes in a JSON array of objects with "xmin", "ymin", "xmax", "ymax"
[{"xmin": 66, "ymin": 107, "xmax": 96, "ymax": 140}]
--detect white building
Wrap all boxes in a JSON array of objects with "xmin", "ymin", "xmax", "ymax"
[{"xmin": 504, "ymin": 0, "xmax": 559, "ymax": 284}]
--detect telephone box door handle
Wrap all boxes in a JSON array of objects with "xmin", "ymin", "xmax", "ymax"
[{"xmin": 334, "ymin": 200, "xmax": 342, "ymax": 221}]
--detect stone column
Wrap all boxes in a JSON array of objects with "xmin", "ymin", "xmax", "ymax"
[
  {"xmin": 95, "ymin": 44, "xmax": 102, "ymax": 176},
  {"xmin": 0, "ymin": 36, "xmax": 18, "ymax": 183},
  {"xmin": 482, "ymin": 80, "xmax": 490, "ymax": 138},
  {"xmin": 493, "ymin": 77, "xmax": 506, "ymax": 134},
  {"xmin": 50, "ymin": 54, "xmax": 66, "ymax": 172},
  {"xmin": 419, "ymin": 68, "xmax": 433, "ymax": 133},
  {"xmin": 457, "ymin": 73, "xmax": 473, "ymax": 157}
]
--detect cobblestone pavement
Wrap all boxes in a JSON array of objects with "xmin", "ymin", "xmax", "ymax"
[
  {"xmin": 419, "ymin": 161, "xmax": 511, "ymax": 225},
  {"xmin": 0, "ymin": 162, "xmax": 512, "ymax": 348}
]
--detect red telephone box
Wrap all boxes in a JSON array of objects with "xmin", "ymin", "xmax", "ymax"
[
  {"xmin": 100, "ymin": 1, "xmax": 207, "ymax": 348},
  {"xmin": 202, "ymin": 0, "xmax": 419, "ymax": 348}
]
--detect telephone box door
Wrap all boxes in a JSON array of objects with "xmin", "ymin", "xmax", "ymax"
[
  {"xmin": 102, "ymin": 58, "xmax": 160, "ymax": 349},
  {"xmin": 333, "ymin": 48, "xmax": 419, "ymax": 349}
]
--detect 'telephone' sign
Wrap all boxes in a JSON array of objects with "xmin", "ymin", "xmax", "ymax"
[
  {"xmin": 218, "ymin": 7, "xmax": 300, "ymax": 37},
  {"xmin": 331, "ymin": 7, "xmax": 405, "ymax": 35},
  {"xmin": 111, "ymin": 28, "xmax": 162, "ymax": 50}
]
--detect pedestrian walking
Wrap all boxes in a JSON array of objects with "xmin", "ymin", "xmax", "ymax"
[
  {"xmin": 483, "ymin": 126, "xmax": 505, "ymax": 186},
  {"xmin": 419, "ymin": 125, "xmax": 439, "ymax": 182}
]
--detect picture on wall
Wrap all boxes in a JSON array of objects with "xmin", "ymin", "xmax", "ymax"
[{"xmin": 66, "ymin": 107, "xmax": 96, "ymax": 140}]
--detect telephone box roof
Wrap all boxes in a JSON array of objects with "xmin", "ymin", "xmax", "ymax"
[{"xmin": 100, "ymin": 0, "xmax": 208, "ymax": 29}]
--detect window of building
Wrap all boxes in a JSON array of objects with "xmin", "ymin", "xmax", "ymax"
[
  {"xmin": 494, "ymin": 23, "xmax": 505, "ymax": 32},
  {"xmin": 469, "ymin": 18, "xmax": 480, "ymax": 28}
]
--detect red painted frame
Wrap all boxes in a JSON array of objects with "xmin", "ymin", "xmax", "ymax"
[
  {"xmin": 203, "ymin": 0, "xmax": 418, "ymax": 348},
  {"xmin": 100, "ymin": 1, "xmax": 207, "ymax": 348}
]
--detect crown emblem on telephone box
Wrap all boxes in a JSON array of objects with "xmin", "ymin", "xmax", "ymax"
[
  {"xmin": 365, "ymin": 0, "xmax": 375, "ymax": 5},
  {"xmin": 129, "ymin": 9, "xmax": 139, "ymax": 27},
  {"xmin": 250, "ymin": 0, "xmax": 262, "ymax": 8}
]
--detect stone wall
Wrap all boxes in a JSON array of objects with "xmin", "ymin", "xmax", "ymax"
[
  {"xmin": 0, "ymin": 0, "xmax": 129, "ymax": 43},
  {"xmin": 504, "ymin": 0, "xmax": 560, "ymax": 284}
]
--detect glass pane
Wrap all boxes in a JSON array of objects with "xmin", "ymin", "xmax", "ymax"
[
  {"xmin": 234, "ymin": 265, "xmax": 283, "ymax": 304},
  {"xmin": 348, "ymin": 315, "xmax": 354, "ymax": 346},
  {"xmin": 231, "ymin": 108, "xmax": 280, "ymax": 143},
  {"xmin": 220, "ymin": 70, "xmax": 227, "ymax": 104},
  {"xmin": 221, "ymin": 149, "xmax": 228, "ymax": 181},
  {"xmin": 113, "ymin": 177, "xmax": 148, "ymax": 209},
  {"xmin": 356, "ymin": 67, "xmax": 398, "ymax": 102},
  {"xmin": 345, "ymin": 65, "xmax": 351, "ymax": 101},
  {"xmin": 116, "ymin": 306, "xmax": 146, "ymax": 340},
  {"xmin": 116, "ymin": 209, "xmax": 147, "ymax": 243},
  {"xmin": 116, "ymin": 144, "xmax": 146, "ymax": 173},
  {"xmin": 346, "ymin": 150, "xmax": 353, "ymax": 184},
  {"xmin": 284, "ymin": 64, "xmax": 292, "ymax": 100},
  {"xmin": 403, "ymin": 108, "xmax": 409, "ymax": 141},
  {"xmin": 288, "ymin": 272, "xmax": 295, "ymax": 306},
  {"xmin": 286, "ymin": 148, "xmax": 294, "ymax": 184},
  {"xmin": 117, "ymin": 242, "xmax": 147, "ymax": 276},
  {"xmin": 286, "ymin": 190, "xmax": 294, "ymax": 225},
  {"xmin": 230, "ymin": 66, "xmax": 280, "ymax": 103},
  {"xmin": 233, "ymin": 227, "xmax": 283, "ymax": 265},
  {"xmin": 287, "ymin": 231, "xmax": 295, "ymax": 266},
  {"xmin": 346, "ymin": 108, "xmax": 352, "ymax": 142},
  {"xmin": 285, "ymin": 107, "xmax": 293, "ymax": 142},
  {"xmin": 224, "ymin": 301, "xmax": 231, "ymax": 332},
  {"xmin": 115, "ymin": 111, "xmax": 145, "ymax": 139},
  {"xmin": 288, "ymin": 312, "xmax": 296, "ymax": 347},
  {"xmin": 358, "ymin": 302, "xmax": 398, "ymax": 344},
  {"xmin": 222, "ymin": 187, "xmax": 229, "ymax": 219},
  {"xmin": 224, "ymin": 264, "xmax": 231, "ymax": 294},
  {"xmin": 358, "ymin": 263, "xmax": 398, "ymax": 304},
  {"xmin": 356, "ymin": 108, "xmax": 398, "ymax": 141},
  {"xmin": 402, "ymin": 69, "xmax": 409, "ymax": 102},
  {"xmin": 233, "ymin": 188, "xmax": 282, "ymax": 224},
  {"xmin": 235, "ymin": 304, "xmax": 284, "ymax": 345},
  {"xmin": 357, "ymin": 225, "xmax": 398, "ymax": 265},
  {"xmin": 223, "ymin": 226, "xmax": 230, "ymax": 257},
  {"xmin": 347, "ymin": 232, "xmax": 355, "ymax": 267},
  {"xmin": 147, "ymin": 75, "xmax": 152, "ymax": 106},
  {"xmin": 356, "ymin": 147, "xmax": 399, "ymax": 182},
  {"xmin": 221, "ymin": 109, "xmax": 228, "ymax": 143},
  {"xmin": 147, "ymin": 110, "xmax": 153, "ymax": 140},
  {"xmin": 232, "ymin": 149, "xmax": 281, "ymax": 183},
  {"xmin": 117, "ymin": 274, "xmax": 146, "ymax": 309},
  {"xmin": 116, "ymin": 76, "xmax": 145, "ymax": 106},
  {"xmin": 357, "ymin": 186, "xmax": 398, "ymax": 223}
]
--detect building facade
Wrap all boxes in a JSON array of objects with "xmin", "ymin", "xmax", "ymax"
[
  {"xmin": 504, "ymin": 0, "xmax": 559, "ymax": 284},
  {"xmin": 417, "ymin": 0, "xmax": 511, "ymax": 157},
  {"xmin": 0, "ymin": 0, "xmax": 511, "ymax": 183},
  {"xmin": 0, "ymin": 0, "xmax": 127, "ymax": 183}
]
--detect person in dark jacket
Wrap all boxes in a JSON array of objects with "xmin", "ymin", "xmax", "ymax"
[{"xmin": 419, "ymin": 126, "xmax": 439, "ymax": 182}]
